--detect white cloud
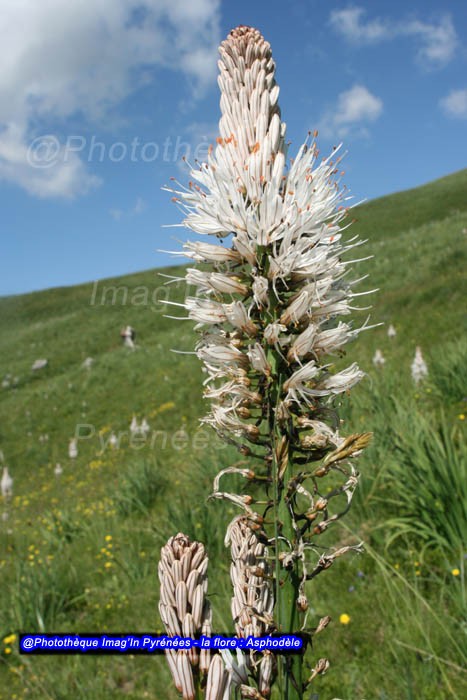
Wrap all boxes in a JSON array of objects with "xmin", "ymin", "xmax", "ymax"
[
  {"xmin": 403, "ymin": 16, "xmax": 458, "ymax": 68},
  {"xmin": 329, "ymin": 7, "xmax": 390, "ymax": 43},
  {"xmin": 0, "ymin": 0, "xmax": 220, "ymax": 199},
  {"xmin": 335, "ymin": 85, "xmax": 383, "ymax": 125},
  {"xmin": 320, "ymin": 84, "xmax": 383, "ymax": 139},
  {"xmin": 440, "ymin": 88, "xmax": 467, "ymax": 119},
  {"xmin": 0, "ymin": 126, "xmax": 101, "ymax": 198},
  {"xmin": 330, "ymin": 7, "xmax": 458, "ymax": 69}
]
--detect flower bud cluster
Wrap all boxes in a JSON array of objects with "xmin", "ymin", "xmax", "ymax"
[
  {"xmin": 227, "ymin": 516, "xmax": 274, "ymax": 639},
  {"xmin": 226, "ymin": 516, "xmax": 276, "ymax": 697},
  {"xmin": 158, "ymin": 533, "xmax": 213, "ymax": 699}
]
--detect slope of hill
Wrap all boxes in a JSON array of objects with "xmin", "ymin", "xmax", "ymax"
[{"xmin": 0, "ymin": 171, "xmax": 466, "ymax": 699}]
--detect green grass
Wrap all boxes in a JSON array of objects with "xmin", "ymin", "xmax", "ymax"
[{"xmin": 0, "ymin": 170, "xmax": 466, "ymax": 699}]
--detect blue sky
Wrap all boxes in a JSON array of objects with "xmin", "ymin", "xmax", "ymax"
[{"xmin": 1, "ymin": 0, "xmax": 466, "ymax": 296}]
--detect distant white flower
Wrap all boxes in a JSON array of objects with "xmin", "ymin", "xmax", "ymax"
[
  {"xmin": 32, "ymin": 358, "xmax": 48, "ymax": 371},
  {"xmin": 130, "ymin": 416, "xmax": 139, "ymax": 435},
  {"xmin": 54, "ymin": 463, "xmax": 63, "ymax": 476},
  {"xmin": 109, "ymin": 432, "xmax": 118, "ymax": 448},
  {"xmin": 68, "ymin": 438, "xmax": 78, "ymax": 459},
  {"xmin": 82, "ymin": 357, "xmax": 94, "ymax": 369},
  {"xmin": 372, "ymin": 349, "xmax": 386, "ymax": 368},
  {"xmin": 411, "ymin": 346, "xmax": 428, "ymax": 384},
  {"xmin": 120, "ymin": 326, "xmax": 136, "ymax": 350},
  {"xmin": 387, "ymin": 324, "xmax": 396, "ymax": 338},
  {"xmin": 1, "ymin": 467, "xmax": 13, "ymax": 500},
  {"xmin": 140, "ymin": 418, "xmax": 150, "ymax": 435}
]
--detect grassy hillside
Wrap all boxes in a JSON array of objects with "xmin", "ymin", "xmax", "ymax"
[{"xmin": 0, "ymin": 170, "xmax": 466, "ymax": 699}]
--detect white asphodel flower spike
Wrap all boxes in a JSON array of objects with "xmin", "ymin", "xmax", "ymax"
[
  {"xmin": 372, "ymin": 348, "xmax": 386, "ymax": 368},
  {"xmin": 162, "ymin": 24, "xmax": 375, "ymax": 699},
  {"xmin": 1, "ymin": 467, "xmax": 13, "ymax": 501},
  {"xmin": 411, "ymin": 346, "xmax": 428, "ymax": 384},
  {"xmin": 68, "ymin": 438, "xmax": 78, "ymax": 459}
]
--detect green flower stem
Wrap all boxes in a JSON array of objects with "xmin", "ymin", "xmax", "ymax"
[
  {"xmin": 267, "ymin": 354, "xmax": 304, "ymax": 700},
  {"xmin": 275, "ymin": 448, "xmax": 303, "ymax": 700}
]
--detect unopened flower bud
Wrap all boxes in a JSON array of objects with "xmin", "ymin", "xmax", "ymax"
[
  {"xmin": 316, "ymin": 658, "xmax": 330, "ymax": 674},
  {"xmin": 315, "ymin": 615, "xmax": 331, "ymax": 634}
]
